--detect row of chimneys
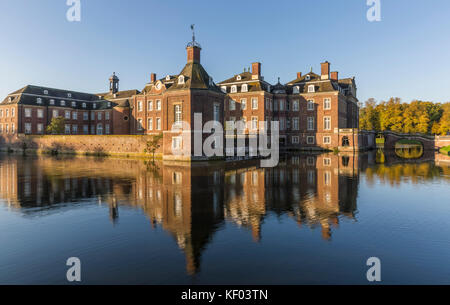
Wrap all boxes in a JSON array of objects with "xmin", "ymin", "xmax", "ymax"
[{"xmin": 149, "ymin": 44, "xmax": 337, "ymax": 83}]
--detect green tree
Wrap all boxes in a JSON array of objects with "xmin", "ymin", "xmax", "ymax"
[
  {"xmin": 46, "ymin": 117, "xmax": 66, "ymax": 134},
  {"xmin": 144, "ymin": 133, "xmax": 163, "ymax": 161}
]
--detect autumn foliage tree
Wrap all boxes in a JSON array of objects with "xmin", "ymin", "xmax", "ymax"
[{"xmin": 359, "ymin": 98, "xmax": 450, "ymax": 135}]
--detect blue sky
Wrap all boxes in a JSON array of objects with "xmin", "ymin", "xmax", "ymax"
[{"xmin": 1, "ymin": 0, "xmax": 449, "ymax": 104}]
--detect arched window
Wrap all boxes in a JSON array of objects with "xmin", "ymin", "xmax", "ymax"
[
  {"xmin": 342, "ymin": 136, "xmax": 350, "ymax": 147},
  {"xmin": 231, "ymin": 85, "xmax": 237, "ymax": 93},
  {"xmin": 293, "ymin": 86, "xmax": 300, "ymax": 94},
  {"xmin": 241, "ymin": 84, "xmax": 248, "ymax": 92},
  {"xmin": 178, "ymin": 75, "xmax": 185, "ymax": 84}
]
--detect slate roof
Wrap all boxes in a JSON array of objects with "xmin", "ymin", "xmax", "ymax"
[
  {"xmin": 218, "ymin": 72, "xmax": 271, "ymax": 93},
  {"xmin": 0, "ymin": 85, "xmax": 137, "ymax": 110}
]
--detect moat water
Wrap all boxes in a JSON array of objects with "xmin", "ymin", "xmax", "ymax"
[{"xmin": 0, "ymin": 152, "xmax": 449, "ymax": 284}]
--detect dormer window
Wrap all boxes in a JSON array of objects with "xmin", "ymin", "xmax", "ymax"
[
  {"xmin": 67, "ymin": 93, "xmax": 72, "ymax": 98},
  {"xmin": 8, "ymin": 97, "xmax": 13, "ymax": 102},
  {"xmin": 61, "ymin": 100, "xmax": 66, "ymax": 106},
  {"xmin": 43, "ymin": 90, "xmax": 49, "ymax": 95},
  {"xmin": 178, "ymin": 75, "xmax": 185, "ymax": 84},
  {"xmin": 293, "ymin": 86, "xmax": 300, "ymax": 94},
  {"xmin": 308, "ymin": 85, "xmax": 315, "ymax": 93},
  {"xmin": 93, "ymin": 103, "xmax": 97, "ymax": 109},
  {"xmin": 166, "ymin": 75, "xmax": 171, "ymax": 81},
  {"xmin": 306, "ymin": 75, "xmax": 311, "ymax": 81},
  {"xmin": 241, "ymin": 84, "xmax": 248, "ymax": 92},
  {"xmin": 236, "ymin": 75, "xmax": 242, "ymax": 81},
  {"xmin": 107, "ymin": 102, "xmax": 111, "ymax": 107},
  {"xmin": 50, "ymin": 99, "xmax": 55, "ymax": 105},
  {"xmin": 231, "ymin": 85, "xmax": 237, "ymax": 93},
  {"xmin": 82, "ymin": 103, "xmax": 86, "ymax": 108},
  {"xmin": 36, "ymin": 98, "xmax": 42, "ymax": 104},
  {"xmin": 71, "ymin": 101, "xmax": 76, "ymax": 107},
  {"xmin": 267, "ymin": 85, "xmax": 271, "ymax": 93},
  {"xmin": 221, "ymin": 86, "xmax": 227, "ymax": 93}
]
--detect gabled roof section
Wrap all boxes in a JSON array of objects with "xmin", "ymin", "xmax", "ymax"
[
  {"xmin": 218, "ymin": 72, "xmax": 253, "ymax": 85},
  {"xmin": 167, "ymin": 62, "xmax": 222, "ymax": 93},
  {"xmin": 286, "ymin": 72, "xmax": 321, "ymax": 85},
  {"xmin": 98, "ymin": 89, "xmax": 140, "ymax": 100}
]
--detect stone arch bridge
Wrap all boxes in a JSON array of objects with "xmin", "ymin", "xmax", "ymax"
[{"xmin": 381, "ymin": 131, "xmax": 445, "ymax": 151}]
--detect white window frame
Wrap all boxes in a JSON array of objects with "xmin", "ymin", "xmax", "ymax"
[
  {"xmin": 324, "ymin": 116, "xmax": 331, "ymax": 130},
  {"xmin": 24, "ymin": 108, "xmax": 32, "ymax": 118},
  {"xmin": 229, "ymin": 100, "xmax": 236, "ymax": 111},
  {"xmin": 25, "ymin": 123, "xmax": 32, "ymax": 134},
  {"xmin": 156, "ymin": 100, "xmax": 161, "ymax": 111},
  {"xmin": 308, "ymin": 85, "xmax": 315, "ymax": 93},
  {"xmin": 148, "ymin": 118, "xmax": 153, "ymax": 130},
  {"xmin": 307, "ymin": 100, "xmax": 315, "ymax": 111},
  {"xmin": 307, "ymin": 117, "xmax": 314, "ymax": 131},
  {"xmin": 231, "ymin": 85, "xmax": 237, "ymax": 93},
  {"xmin": 323, "ymin": 136, "xmax": 331, "ymax": 145},
  {"xmin": 156, "ymin": 118, "xmax": 161, "ymax": 130},
  {"xmin": 252, "ymin": 98, "xmax": 258, "ymax": 110},
  {"xmin": 241, "ymin": 98, "xmax": 247, "ymax": 110},
  {"xmin": 307, "ymin": 136, "xmax": 315, "ymax": 144},
  {"xmin": 241, "ymin": 84, "xmax": 248, "ymax": 92},
  {"xmin": 324, "ymin": 98, "xmax": 331, "ymax": 110}
]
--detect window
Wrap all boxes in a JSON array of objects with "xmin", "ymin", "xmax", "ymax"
[
  {"xmin": 138, "ymin": 101, "xmax": 143, "ymax": 112},
  {"xmin": 37, "ymin": 98, "xmax": 42, "ymax": 104},
  {"xmin": 292, "ymin": 136, "xmax": 299, "ymax": 144},
  {"xmin": 93, "ymin": 103, "xmax": 97, "ymax": 109},
  {"xmin": 37, "ymin": 109, "xmax": 44, "ymax": 118},
  {"xmin": 324, "ymin": 117, "xmax": 331, "ymax": 130},
  {"xmin": 91, "ymin": 112, "xmax": 95, "ymax": 120},
  {"xmin": 105, "ymin": 124, "xmax": 110, "ymax": 134},
  {"xmin": 97, "ymin": 123, "xmax": 103, "ymax": 135},
  {"xmin": 107, "ymin": 102, "xmax": 111, "ymax": 107},
  {"xmin": 148, "ymin": 118, "xmax": 153, "ymax": 130},
  {"xmin": 307, "ymin": 117, "xmax": 314, "ymax": 130},
  {"xmin": 25, "ymin": 123, "xmax": 32, "ymax": 134},
  {"xmin": 279, "ymin": 100, "xmax": 284, "ymax": 111},
  {"xmin": 241, "ymin": 99, "xmax": 247, "ymax": 110},
  {"xmin": 83, "ymin": 125, "xmax": 89, "ymax": 134},
  {"xmin": 65, "ymin": 124, "xmax": 71, "ymax": 134},
  {"xmin": 50, "ymin": 99, "xmax": 55, "ymax": 105},
  {"xmin": 307, "ymin": 100, "xmax": 315, "ymax": 110},
  {"xmin": 82, "ymin": 103, "xmax": 87, "ymax": 108},
  {"xmin": 43, "ymin": 90, "xmax": 49, "ymax": 95},
  {"xmin": 324, "ymin": 98, "xmax": 331, "ymax": 110},
  {"xmin": 306, "ymin": 75, "xmax": 311, "ymax": 81},
  {"xmin": 61, "ymin": 100, "xmax": 66, "ymax": 106},
  {"xmin": 342, "ymin": 136, "xmax": 350, "ymax": 147},
  {"xmin": 65, "ymin": 111, "xmax": 71, "ymax": 119},
  {"xmin": 0, "ymin": 124, "xmax": 2, "ymax": 133},
  {"xmin": 105, "ymin": 112, "xmax": 110, "ymax": 120},
  {"xmin": 148, "ymin": 100, "xmax": 153, "ymax": 111},
  {"xmin": 251, "ymin": 117, "xmax": 258, "ymax": 130},
  {"xmin": 323, "ymin": 136, "xmax": 331, "ymax": 144},
  {"xmin": 221, "ymin": 86, "xmax": 227, "ymax": 93},
  {"xmin": 172, "ymin": 137, "xmax": 182, "ymax": 150},
  {"xmin": 11, "ymin": 124, "xmax": 14, "ymax": 133},
  {"xmin": 83, "ymin": 112, "xmax": 88, "ymax": 120},
  {"xmin": 0, "ymin": 110, "xmax": 2, "ymax": 117},
  {"xmin": 5, "ymin": 124, "xmax": 8, "ymax": 133},
  {"xmin": 308, "ymin": 85, "xmax": 315, "ymax": 93},
  {"xmin": 72, "ymin": 125, "xmax": 78, "ymax": 134},
  {"xmin": 25, "ymin": 108, "xmax": 32, "ymax": 118},
  {"xmin": 71, "ymin": 101, "xmax": 76, "ymax": 107},
  {"xmin": 241, "ymin": 84, "xmax": 248, "ymax": 92},
  {"xmin": 231, "ymin": 85, "xmax": 237, "ymax": 93},
  {"xmin": 98, "ymin": 112, "xmax": 102, "ymax": 120},
  {"xmin": 279, "ymin": 117, "xmax": 285, "ymax": 130},
  {"xmin": 324, "ymin": 158, "xmax": 331, "ymax": 166},
  {"xmin": 293, "ymin": 86, "xmax": 300, "ymax": 94},
  {"xmin": 293, "ymin": 117, "xmax": 299, "ymax": 130},
  {"xmin": 91, "ymin": 125, "xmax": 96, "ymax": 135},
  {"xmin": 174, "ymin": 105, "xmax": 182, "ymax": 125},
  {"xmin": 137, "ymin": 119, "xmax": 143, "ymax": 130},
  {"xmin": 178, "ymin": 75, "xmax": 185, "ymax": 84},
  {"xmin": 72, "ymin": 112, "xmax": 78, "ymax": 120},
  {"xmin": 67, "ymin": 93, "xmax": 72, "ymax": 98},
  {"xmin": 156, "ymin": 118, "xmax": 161, "ymax": 130},
  {"xmin": 156, "ymin": 100, "xmax": 161, "ymax": 111},
  {"xmin": 229, "ymin": 100, "xmax": 236, "ymax": 111},
  {"xmin": 236, "ymin": 75, "xmax": 242, "ymax": 81},
  {"xmin": 214, "ymin": 104, "xmax": 220, "ymax": 122},
  {"xmin": 293, "ymin": 100, "xmax": 299, "ymax": 111},
  {"xmin": 252, "ymin": 98, "xmax": 258, "ymax": 110},
  {"xmin": 37, "ymin": 123, "xmax": 44, "ymax": 134},
  {"xmin": 307, "ymin": 136, "xmax": 315, "ymax": 144},
  {"xmin": 53, "ymin": 110, "xmax": 59, "ymax": 118}
]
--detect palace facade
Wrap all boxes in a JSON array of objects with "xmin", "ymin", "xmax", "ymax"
[{"xmin": 0, "ymin": 37, "xmax": 364, "ymax": 158}]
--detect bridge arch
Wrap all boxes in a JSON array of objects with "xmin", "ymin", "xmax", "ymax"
[{"xmin": 382, "ymin": 131, "xmax": 435, "ymax": 151}]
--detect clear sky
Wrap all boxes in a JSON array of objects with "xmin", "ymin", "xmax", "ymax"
[{"xmin": 1, "ymin": 0, "xmax": 449, "ymax": 104}]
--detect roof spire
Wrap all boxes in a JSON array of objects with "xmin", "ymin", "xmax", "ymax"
[
  {"xmin": 278, "ymin": 77, "xmax": 280, "ymax": 84},
  {"xmin": 187, "ymin": 24, "xmax": 201, "ymax": 48}
]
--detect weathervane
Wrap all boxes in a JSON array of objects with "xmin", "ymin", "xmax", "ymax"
[{"xmin": 187, "ymin": 24, "xmax": 201, "ymax": 48}]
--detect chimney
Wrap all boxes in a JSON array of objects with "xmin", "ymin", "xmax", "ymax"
[
  {"xmin": 297, "ymin": 72, "xmax": 302, "ymax": 79},
  {"xmin": 150, "ymin": 73, "xmax": 157, "ymax": 83},
  {"xmin": 321, "ymin": 61, "xmax": 330, "ymax": 80},
  {"xmin": 330, "ymin": 71, "xmax": 338, "ymax": 81},
  {"xmin": 186, "ymin": 46, "xmax": 201, "ymax": 63},
  {"xmin": 252, "ymin": 62, "xmax": 261, "ymax": 80}
]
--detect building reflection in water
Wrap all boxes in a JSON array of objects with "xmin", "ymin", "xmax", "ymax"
[{"xmin": 0, "ymin": 153, "xmax": 366, "ymax": 275}]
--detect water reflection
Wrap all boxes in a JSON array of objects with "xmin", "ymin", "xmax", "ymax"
[{"xmin": 0, "ymin": 152, "xmax": 449, "ymax": 277}]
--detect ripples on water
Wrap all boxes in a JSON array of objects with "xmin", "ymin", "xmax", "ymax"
[{"xmin": 0, "ymin": 151, "xmax": 449, "ymax": 284}]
